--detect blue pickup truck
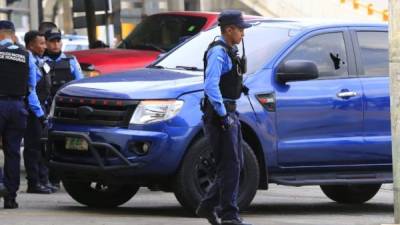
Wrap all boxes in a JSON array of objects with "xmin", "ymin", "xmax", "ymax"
[{"xmin": 46, "ymin": 19, "xmax": 390, "ymax": 212}]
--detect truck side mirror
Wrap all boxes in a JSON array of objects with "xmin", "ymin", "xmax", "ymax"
[{"xmin": 276, "ymin": 60, "xmax": 319, "ymax": 84}]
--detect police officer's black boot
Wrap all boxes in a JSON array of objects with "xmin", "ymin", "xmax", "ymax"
[
  {"xmin": 4, "ymin": 198, "xmax": 18, "ymax": 209},
  {"xmin": 196, "ymin": 204, "xmax": 220, "ymax": 225},
  {"xmin": 42, "ymin": 182, "xmax": 59, "ymax": 193},
  {"xmin": 0, "ymin": 183, "xmax": 8, "ymax": 197},
  {"xmin": 27, "ymin": 183, "xmax": 52, "ymax": 194},
  {"xmin": 221, "ymin": 218, "xmax": 252, "ymax": 225}
]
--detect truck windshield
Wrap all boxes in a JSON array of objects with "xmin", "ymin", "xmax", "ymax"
[
  {"xmin": 155, "ymin": 23, "xmax": 297, "ymax": 75},
  {"xmin": 117, "ymin": 14, "xmax": 207, "ymax": 52}
]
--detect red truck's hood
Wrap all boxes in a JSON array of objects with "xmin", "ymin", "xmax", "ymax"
[{"xmin": 69, "ymin": 48, "xmax": 161, "ymax": 74}]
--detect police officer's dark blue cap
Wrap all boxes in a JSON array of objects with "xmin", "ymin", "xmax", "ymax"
[
  {"xmin": 45, "ymin": 28, "xmax": 62, "ymax": 41},
  {"xmin": 218, "ymin": 10, "xmax": 251, "ymax": 29},
  {"xmin": 0, "ymin": 20, "xmax": 15, "ymax": 31}
]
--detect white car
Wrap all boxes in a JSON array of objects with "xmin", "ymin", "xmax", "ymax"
[{"xmin": 62, "ymin": 35, "xmax": 89, "ymax": 52}]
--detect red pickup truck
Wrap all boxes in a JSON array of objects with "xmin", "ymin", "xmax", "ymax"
[
  {"xmin": 70, "ymin": 11, "xmax": 261, "ymax": 76},
  {"xmin": 70, "ymin": 11, "xmax": 221, "ymax": 76}
]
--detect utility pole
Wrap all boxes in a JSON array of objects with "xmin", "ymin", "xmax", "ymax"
[
  {"xmin": 62, "ymin": 0, "xmax": 73, "ymax": 34},
  {"xmin": 84, "ymin": 0, "xmax": 96, "ymax": 48},
  {"xmin": 167, "ymin": 0, "xmax": 184, "ymax": 11},
  {"xmin": 112, "ymin": 0, "xmax": 121, "ymax": 45},
  {"xmin": 38, "ymin": 0, "xmax": 43, "ymax": 22},
  {"xmin": 29, "ymin": 0, "xmax": 39, "ymax": 29},
  {"xmin": 0, "ymin": 0, "xmax": 6, "ymax": 20},
  {"xmin": 390, "ymin": 0, "xmax": 400, "ymax": 223}
]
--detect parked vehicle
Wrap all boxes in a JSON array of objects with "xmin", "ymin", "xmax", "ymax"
[
  {"xmin": 70, "ymin": 11, "xmax": 260, "ymax": 77},
  {"xmin": 70, "ymin": 11, "xmax": 219, "ymax": 77},
  {"xmin": 46, "ymin": 19, "xmax": 389, "ymax": 213},
  {"xmin": 62, "ymin": 35, "xmax": 89, "ymax": 52}
]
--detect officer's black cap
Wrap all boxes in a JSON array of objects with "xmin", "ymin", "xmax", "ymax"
[
  {"xmin": 45, "ymin": 28, "xmax": 62, "ymax": 41},
  {"xmin": 0, "ymin": 20, "xmax": 15, "ymax": 31},
  {"xmin": 218, "ymin": 10, "xmax": 251, "ymax": 29}
]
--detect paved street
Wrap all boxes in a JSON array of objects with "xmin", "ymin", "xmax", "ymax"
[{"xmin": 0, "ymin": 182, "xmax": 393, "ymax": 225}]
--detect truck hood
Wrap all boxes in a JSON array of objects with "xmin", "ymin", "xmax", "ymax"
[
  {"xmin": 59, "ymin": 68, "xmax": 203, "ymax": 99},
  {"xmin": 69, "ymin": 49, "xmax": 161, "ymax": 74}
]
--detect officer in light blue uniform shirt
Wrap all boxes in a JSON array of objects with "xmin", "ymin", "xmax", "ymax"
[
  {"xmin": 42, "ymin": 28, "xmax": 83, "ymax": 188},
  {"xmin": 43, "ymin": 28, "xmax": 83, "ymax": 97},
  {"xmin": 0, "ymin": 20, "xmax": 44, "ymax": 209},
  {"xmin": 23, "ymin": 30, "xmax": 57, "ymax": 195},
  {"xmin": 203, "ymin": 36, "xmax": 239, "ymax": 117},
  {"xmin": 0, "ymin": 39, "xmax": 44, "ymax": 120},
  {"xmin": 197, "ymin": 10, "xmax": 251, "ymax": 225}
]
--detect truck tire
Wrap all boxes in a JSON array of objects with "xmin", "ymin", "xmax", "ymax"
[
  {"xmin": 63, "ymin": 180, "xmax": 139, "ymax": 208},
  {"xmin": 320, "ymin": 184, "xmax": 381, "ymax": 204},
  {"xmin": 174, "ymin": 136, "xmax": 259, "ymax": 214}
]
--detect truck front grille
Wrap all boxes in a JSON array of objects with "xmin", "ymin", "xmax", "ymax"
[{"xmin": 53, "ymin": 96, "xmax": 138, "ymax": 127}]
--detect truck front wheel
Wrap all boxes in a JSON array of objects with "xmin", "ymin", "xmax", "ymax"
[
  {"xmin": 174, "ymin": 136, "xmax": 260, "ymax": 214},
  {"xmin": 320, "ymin": 184, "xmax": 381, "ymax": 204},
  {"xmin": 63, "ymin": 180, "xmax": 139, "ymax": 208}
]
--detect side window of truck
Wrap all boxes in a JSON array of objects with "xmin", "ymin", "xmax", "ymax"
[
  {"xmin": 284, "ymin": 32, "xmax": 349, "ymax": 79},
  {"xmin": 357, "ymin": 31, "xmax": 388, "ymax": 76}
]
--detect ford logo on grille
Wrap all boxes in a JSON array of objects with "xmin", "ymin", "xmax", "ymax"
[{"xmin": 77, "ymin": 106, "xmax": 94, "ymax": 120}]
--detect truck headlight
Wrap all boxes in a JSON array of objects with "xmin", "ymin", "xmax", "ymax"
[{"xmin": 130, "ymin": 100, "xmax": 184, "ymax": 124}]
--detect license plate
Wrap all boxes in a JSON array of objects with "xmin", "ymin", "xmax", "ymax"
[{"xmin": 65, "ymin": 137, "xmax": 88, "ymax": 151}]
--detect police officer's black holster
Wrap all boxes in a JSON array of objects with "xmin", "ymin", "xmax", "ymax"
[{"xmin": 201, "ymin": 97, "xmax": 237, "ymax": 122}]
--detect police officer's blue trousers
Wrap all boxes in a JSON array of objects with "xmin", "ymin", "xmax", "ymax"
[
  {"xmin": 24, "ymin": 112, "xmax": 49, "ymax": 186},
  {"xmin": 0, "ymin": 99, "xmax": 28, "ymax": 199},
  {"xmin": 201, "ymin": 110, "xmax": 244, "ymax": 221}
]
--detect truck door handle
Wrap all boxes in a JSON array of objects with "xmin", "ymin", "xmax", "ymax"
[{"xmin": 337, "ymin": 91, "xmax": 357, "ymax": 99}]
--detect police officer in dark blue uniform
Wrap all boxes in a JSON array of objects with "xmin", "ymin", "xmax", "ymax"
[
  {"xmin": 43, "ymin": 28, "xmax": 83, "ymax": 97},
  {"xmin": 43, "ymin": 28, "xmax": 83, "ymax": 188},
  {"xmin": 197, "ymin": 10, "xmax": 251, "ymax": 225},
  {"xmin": 23, "ymin": 31, "xmax": 54, "ymax": 194},
  {"xmin": 44, "ymin": 28, "xmax": 83, "ymax": 96},
  {"xmin": 0, "ymin": 20, "xmax": 45, "ymax": 208}
]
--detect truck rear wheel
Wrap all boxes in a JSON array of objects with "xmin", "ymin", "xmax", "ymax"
[
  {"xmin": 63, "ymin": 180, "xmax": 139, "ymax": 208},
  {"xmin": 174, "ymin": 136, "xmax": 259, "ymax": 214},
  {"xmin": 320, "ymin": 184, "xmax": 381, "ymax": 204}
]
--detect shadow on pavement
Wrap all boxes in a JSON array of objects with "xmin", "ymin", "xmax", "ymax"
[
  {"xmin": 54, "ymin": 205, "xmax": 193, "ymax": 218},
  {"xmin": 245, "ymin": 202, "xmax": 393, "ymax": 215},
  {"xmin": 53, "ymin": 202, "xmax": 393, "ymax": 218}
]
